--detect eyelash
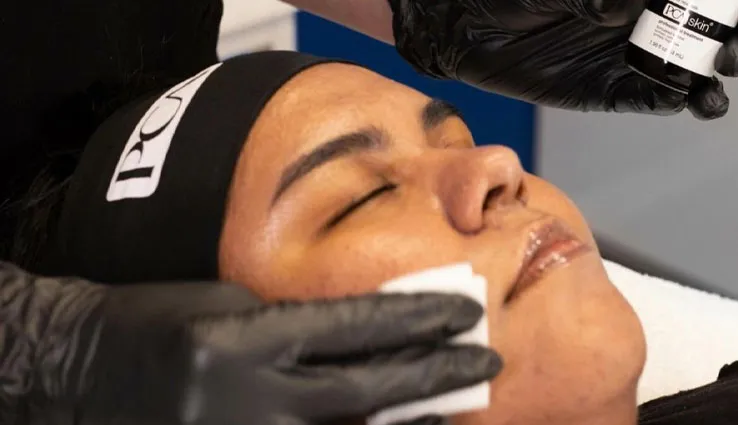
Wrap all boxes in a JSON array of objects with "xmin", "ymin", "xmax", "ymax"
[{"xmin": 326, "ymin": 184, "xmax": 397, "ymax": 228}]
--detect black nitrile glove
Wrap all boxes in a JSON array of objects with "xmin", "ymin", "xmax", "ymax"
[
  {"xmin": 0, "ymin": 263, "xmax": 501, "ymax": 425},
  {"xmin": 388, "ymin": 0, "xmax": 738, "ymax": 120}
]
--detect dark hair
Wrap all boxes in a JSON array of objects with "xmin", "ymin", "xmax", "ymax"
[
  {"xmin": 2, "ymin": 157, "xmax": 75, "ymax": 272},
  {"xmin": 1, "ymin": 74, "xmax": 182, "ymax": 272}
]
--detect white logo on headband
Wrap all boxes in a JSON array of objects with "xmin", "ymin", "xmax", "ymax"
[{"xmin": 106, "ymin": 63, "xmax": 223, "ymax": 201}]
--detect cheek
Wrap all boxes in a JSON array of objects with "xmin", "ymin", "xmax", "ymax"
[{"xmin": 278, "ymin": 220, "xmax": 468, "ymax": 301}]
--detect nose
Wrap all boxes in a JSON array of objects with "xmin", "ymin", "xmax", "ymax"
[{"xmin": 436, "ymin": 146, "xmax": 525, "ymax": 234}]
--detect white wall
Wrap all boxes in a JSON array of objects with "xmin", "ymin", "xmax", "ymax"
[
  {"xmin": 538, "ymin": 80, "xmax": 738, "ymax": 296},
  {"xmin": 217, "ymin": 0, "xmax": 297, "ymax": 59}
]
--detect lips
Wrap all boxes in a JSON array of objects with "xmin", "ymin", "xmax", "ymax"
[{"xmin": 506, "ymin": 220, "xmax": 592, "ymax": 302}]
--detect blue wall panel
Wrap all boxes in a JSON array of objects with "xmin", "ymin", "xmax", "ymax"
[{"xmin": 296, "ymin": 12, "xmax": 535, "ymax": 171}]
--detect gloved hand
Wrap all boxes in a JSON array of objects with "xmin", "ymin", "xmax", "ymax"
[
  {"xmin": 388, "ymin": 0, "xmax": 738, "ymax": 119},
  {"xmin": 1, "ymin": 266, "xmax": 500, "ymax": 425}
]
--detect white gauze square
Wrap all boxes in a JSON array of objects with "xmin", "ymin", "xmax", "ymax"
[{"xmin": 367, "ymin": 263, "xmax": 490, "ymax": 425}]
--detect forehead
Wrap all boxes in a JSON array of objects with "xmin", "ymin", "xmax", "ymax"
[
  {"xmin": 235, "ymin": 63, "xmax": 431, "ymax": 200},
  {"xmin": 256, "ymin": 63, "xmax": 429, "ymax": 149}
]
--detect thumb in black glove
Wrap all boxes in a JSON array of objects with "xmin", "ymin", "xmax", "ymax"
[
  {"xmin": 3, "ymin": 268, "xmax": 500, "ymax": 425},
  {"xmin": 389, "ymin": 0, "xmax": 738, "ymax": 120}
]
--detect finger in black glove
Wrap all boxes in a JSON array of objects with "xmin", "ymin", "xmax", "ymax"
[
  {"xmin": 389, "ymin": 0, "xmax": 734, "ymax": 120},
  {"xmin": 394, "ymin": 415, "xmax": 451, "ymax": 425}
]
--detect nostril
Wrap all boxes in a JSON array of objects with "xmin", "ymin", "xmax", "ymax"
[
  {"xmin": 515, "ymin": 181, "xmax": 529, "ymax": 205},
  {"xmin": 483, "ymin": 186, "xmax": 505, "ymax": 210}
]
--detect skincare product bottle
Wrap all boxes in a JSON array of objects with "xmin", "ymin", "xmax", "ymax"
[{"xmin": 627, "ymin": 0, "xmax": 738, "ymax": 94}]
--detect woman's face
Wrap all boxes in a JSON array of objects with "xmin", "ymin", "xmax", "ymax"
[{"xmin": 219, "ymin": 63, "xmax": 646, "ymax": 425}]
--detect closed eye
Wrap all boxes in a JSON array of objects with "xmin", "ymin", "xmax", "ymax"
[{"xmin": 325, "ymin": 184, "xmax": 397, "ymax": 228}]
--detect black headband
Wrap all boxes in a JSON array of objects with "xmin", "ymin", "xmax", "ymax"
[{"xmin": 50, "ymin": 51, "xmax": 342, "ymax": 284}]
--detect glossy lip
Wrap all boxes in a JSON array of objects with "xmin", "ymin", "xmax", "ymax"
[{"xmin": 505, "ymin": 220, "xmax": 592, "ymax": 303}]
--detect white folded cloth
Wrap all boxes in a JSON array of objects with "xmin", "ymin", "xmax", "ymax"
[{"xmin": 604, "ymin": 260, "xmax": 738, "ymax": 403}]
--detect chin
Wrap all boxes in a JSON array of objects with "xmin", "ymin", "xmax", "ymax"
[{"xmin": 469, "ymin": 253, "xmax": 646, "ymax": 425}]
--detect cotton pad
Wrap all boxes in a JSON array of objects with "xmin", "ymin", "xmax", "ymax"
[{"xmin": 368, "ymin": 263, "xmax": 490, "ymax": 425}]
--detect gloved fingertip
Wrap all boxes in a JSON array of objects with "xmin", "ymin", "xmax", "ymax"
[
  {"xmin": 393, "ymin": 415, "xmax": 449, "ymax": 425},
  {"xmin": 448, "ymin": 295, "xmax": 484, "ymax": 333},
  {"xmin": 688, "ymin": 78, "xmax": 730, "ymax": 120},
  {"xmin": 585, "ymin": 0, "xmax": 648, "ymax": 27},
  {"xmin": 467, "ymin": 345, "xmax": 504, "ymax": 379},
  {"xmin": 610, "ymin": 74, "xmax": 685, "ymax": 115},
  {"xmin": 716, "ymin": 37, "xmax": 738, "ymax": 77},
  {"xmin": 485, "ymin": 350, "xmax": 504, "ymax": 378}
]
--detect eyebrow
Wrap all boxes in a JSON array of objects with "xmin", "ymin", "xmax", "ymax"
[
  {"xmin": 271, "ymin": 126, "xmax": 387, "ymax": 205},
  {"xmin": 271, "ymin": 98, "xmax": 463, "ymax": 205},
  {"xmin": 422, "ymin": 98, "xmax": 464, "ymax": 131}
]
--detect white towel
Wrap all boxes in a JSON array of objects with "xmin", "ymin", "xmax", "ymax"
[{"xmin": 604, "ymin": 260, "xmax": 738, "ymax": 404}]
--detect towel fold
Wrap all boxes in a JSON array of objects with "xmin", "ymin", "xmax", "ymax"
[{"xmin": 604, "ymin": 260, "xmax": 738, "ymax": 404}]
